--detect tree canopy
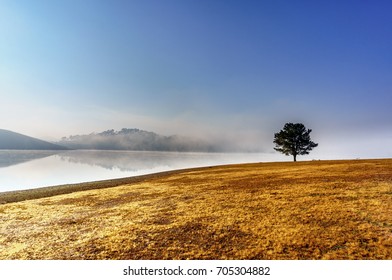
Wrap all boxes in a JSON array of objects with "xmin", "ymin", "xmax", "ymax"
[{"xmin": 273, "ymin": 123, "xmax": 318, "ymax": 162}]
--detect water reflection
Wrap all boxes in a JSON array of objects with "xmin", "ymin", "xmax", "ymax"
[
  {"xmin": 0, "ymin": 150, "xmax": 285, "ymax": 192},
  {"xmin": 0, "ymin": 150, "xmax": 63, "ymax": 168},
  {"xmin": 58, "ymin": 150, "xmax": 263, "ymax": 172}
]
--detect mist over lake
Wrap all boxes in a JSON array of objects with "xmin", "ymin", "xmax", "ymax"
[{"xmin": 0, "ymin": 150, "xmax": 286, "ymax": 192}]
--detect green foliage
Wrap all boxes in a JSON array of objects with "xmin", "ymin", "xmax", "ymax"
[{"xmin": 273, "ymin": 123, "xmax": 318, "ymax": 161}]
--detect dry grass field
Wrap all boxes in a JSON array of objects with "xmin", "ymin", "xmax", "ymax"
[{"xmin": 0, "ymin": 159, "xmax": 391, "ymax": 259}]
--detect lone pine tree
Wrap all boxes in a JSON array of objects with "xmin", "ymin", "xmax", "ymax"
[{"xmin": 273, "ymin": 122, "xmax": 318, "ymax": 162}]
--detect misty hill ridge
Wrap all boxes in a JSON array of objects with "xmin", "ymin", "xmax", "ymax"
[
  {"xmin": 58, "ymin": 128, "xmax": 218, "ymax": 152},
  {"xmin": 0, "ymin": 129, "xmax": 68, "ymax": 150}
]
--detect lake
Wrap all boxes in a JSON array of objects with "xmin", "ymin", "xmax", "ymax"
[{"xmin": 0, "ymin": 150, "xmax": 286, "ymax": 192}]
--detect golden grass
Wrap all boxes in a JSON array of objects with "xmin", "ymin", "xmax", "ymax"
[{"xmin": 0, "ymin": 159, "xmax": 391, "ymax": 259}]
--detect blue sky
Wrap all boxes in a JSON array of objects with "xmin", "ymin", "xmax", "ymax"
[{"xmin": 1, "ymin": 0, "xmax": 391, "ymax": 158}]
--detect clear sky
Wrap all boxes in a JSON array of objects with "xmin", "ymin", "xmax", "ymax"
[{"xmin": 1, "ymin": 0, "xmax": 391, "ymax": 158}]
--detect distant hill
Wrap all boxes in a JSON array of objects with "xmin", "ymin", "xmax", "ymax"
[
  {"xmin": 0, "ymin": 129, "xmax": 68, "ymax": 150},
  {"xmin": 58, "ymin": 128, "xmax": 219, "ymax": 152}
]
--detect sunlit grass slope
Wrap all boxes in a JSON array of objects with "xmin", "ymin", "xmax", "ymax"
[{"xmin": 1, "ymin": 159, "xmax": 391, "ymax": 259}]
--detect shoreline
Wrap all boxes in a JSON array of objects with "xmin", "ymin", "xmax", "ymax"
[
  {"xmin": 1, "ymin": 158, "xmax": 390, "ymax": 204},
  {"xmin": 0, "ymin": 165, "xmax": 219, "ymax": 204}
]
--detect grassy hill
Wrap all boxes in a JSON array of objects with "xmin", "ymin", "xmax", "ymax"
[{"xmin": 0, "ymin": 159, "xmax": 391, "ymax": 259}]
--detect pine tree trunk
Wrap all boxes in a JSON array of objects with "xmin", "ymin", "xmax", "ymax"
[{"xmin": 293, "ymin": 154, "xmax": 297, "ymax": 162}]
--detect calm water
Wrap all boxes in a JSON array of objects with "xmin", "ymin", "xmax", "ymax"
[{"xmin": 0, "ymin": 150, "xmax": 286, "ymax": 192}]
